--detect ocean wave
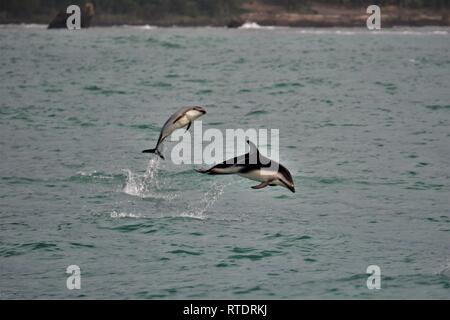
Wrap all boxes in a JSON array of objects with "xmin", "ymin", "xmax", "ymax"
[
  {"xmin": 70, "ymin": 170, "xmax": 124, "ymax": 184},
  {"xmin": 121, "ymin": 24, "xmax": 157, "ymax": 30},
  {"xmin": 295, "ymin": 28, "xmax": 450, "ymax": 35},
  {"xmin": 0, "ymin": 24, "xmax": 47, "ymax": 29}
]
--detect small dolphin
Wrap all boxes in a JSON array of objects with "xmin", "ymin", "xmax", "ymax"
[
  {"xmin": 196, "ymin": 140, "xmax": 295, "ymax": 193},
  {"xmin": 142, "ymin": 106, "xmax": 206, "ymax": 159}
]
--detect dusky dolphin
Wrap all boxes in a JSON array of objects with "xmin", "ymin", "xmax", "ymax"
[
  {"xmin": 142, "ymin": 106, "xmax": 206, "ymax": 159},
  {"xmin": 195, "ymin": 140, "xmax": 295, "ymax": 193}
]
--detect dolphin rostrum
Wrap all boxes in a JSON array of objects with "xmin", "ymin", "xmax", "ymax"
[
  {"xmin": 195, "ymin": 140, "xmax": 295, "ymax": 193},
  {"xmin": 142, "ymin": 106, "xmax": 206, "ymax": 159}
]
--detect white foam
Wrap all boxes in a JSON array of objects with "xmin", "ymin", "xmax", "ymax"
[
  {"xmin": 121, "ymin": 24, "xmax": 157, "ymax": 30},
  {"xmin": 294, "ymin": 28, "xmax": 450, "ymax": 36},
  {"xmin": 110, "ymin": 211, "xmax": 142, "ymax": 219},
  {"xmin": 238, "ymin": 22, "xmax": 276, "ymax": 30},
  {"xmin": 0, "ymin": 23, "xmax": 47, "ymax": 29},
  {"xmin": 23, "ymin": 24, "xmax": 47, "ymax": 28},
  {"xmin": 435, "ymin": 258, "xmax": 450, "ymax": 277},
  {"xmin": 431, "ymin": 30, "xmax": 448, "ymax": 35}
]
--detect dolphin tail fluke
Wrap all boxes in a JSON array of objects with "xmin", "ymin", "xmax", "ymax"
[{"xmin": 142, "ymin": 148, "xmax": 165, "ymax": 160}]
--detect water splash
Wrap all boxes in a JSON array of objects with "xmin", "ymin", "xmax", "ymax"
[
  {"xmin": 122, "ymin": 158, "xmax": 177, "ymax": 199},
  {"xmin": 435, "ymin": 258, "xmax": 450, "ymax": 278},
  {"xmin": 180, "ymin": 181, "xmax": 230, "ymax": 219}
]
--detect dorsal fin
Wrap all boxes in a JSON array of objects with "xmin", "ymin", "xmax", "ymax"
[
  {"xmin": 246, "ymin": 139, "xmax": 260, "ymax": 155},
  {"xmin": 246, "ymin": 139, "xmax": 260, "ymax": 165}
]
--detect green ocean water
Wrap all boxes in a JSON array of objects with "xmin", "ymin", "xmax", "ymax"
[{"xmin": 0, "ymin": 25, "xmax": 449, "ymax": 299}]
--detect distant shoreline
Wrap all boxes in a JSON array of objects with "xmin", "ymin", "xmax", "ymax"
[
  {"xmin": 1, "ymin": 5, "xmax": 449, "ymax": 28},
  {"xmin": 1, "ymin": 19, "xmax": 449, "ymax": 28},
  {"xmin": 2, "ymin": 23, "xmax": 450, "ymax": 30}
]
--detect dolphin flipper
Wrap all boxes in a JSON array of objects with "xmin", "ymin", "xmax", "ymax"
[
  {"xmin": 251, "ymin": 181, "xmax": 272, "ymax": 189},
  {"xmin": 195, "ymin": 168, "xmax": 209, "ymax": 174}
]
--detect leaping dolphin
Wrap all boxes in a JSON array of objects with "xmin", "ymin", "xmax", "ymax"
[
  {"xmin": 196, "ymin": 140, "xmax": 295, "ymax": 193},
  {"xmin": 142, "ymin": 106, "xmax": 206, "ymax": 159}
]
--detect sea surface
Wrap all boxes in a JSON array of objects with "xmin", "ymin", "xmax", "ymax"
[{"xmin": 0, "ymin": 25, "xmax": 449, "ymax": 299}]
